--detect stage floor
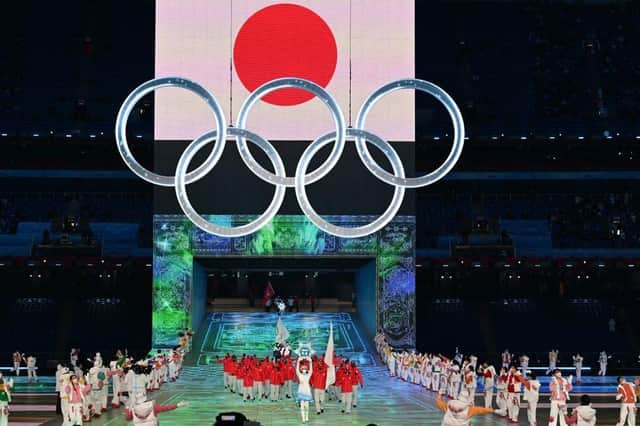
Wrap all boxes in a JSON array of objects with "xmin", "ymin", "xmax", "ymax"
[
  {"xmin": 197, "ymin": 312, "xmax": 375, "ymax": 367},
  {"xmin": 42, "ymin": 313, "xmax": 626, "ymax": 425}
]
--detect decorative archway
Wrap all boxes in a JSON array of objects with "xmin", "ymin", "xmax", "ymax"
[{"xmin": 152, "ymin": 214, "xmax": 415, "ymax": 348}]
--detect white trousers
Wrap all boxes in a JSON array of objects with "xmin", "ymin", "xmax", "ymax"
[
  {"xmin": 69, "ymin": 402, "xmax": 84, "ymax": 425},
  {"xmin": 599, "ymin": 362, "xmax": 607, "ymax": 376},
  {"xmin": 507, "ymin": 392, "xmax": 521, "ymax": 422},
  {"xmin": 283, "ymin": 380, "xmax": 292, "ymax": 397},
  {"xmin": 90, "ymin": 390, "xmax": 103, "ymax": 414},
  {"xmin": 0, "ymin": 401, "xmax": 8, "ymax": 426},
  {"xmin": 527, "ymin": 399, "xmax": 538, "ymax": 425},
  {"xmin": 342, "ymin": 392, "xmax": 352, "ymax": 413},
  {"xmin": 548, "ymin": 400, "xmax": 568, "ymax": 426},
  {"xmin": 111, "ymin": 378, "xmax": 121, "ymax": 407},
  {"xmin": 495, "ymin": 390, "xmax": 508, "ymax": 415},
  {"xmin": 243, "ymin": 385, "xmax": 253, "ymax": 400},
  {"xmin": 423, "ymin": 373, "xmax": 431, "ymax": 389},
  {"xmin": 27, "ymin": 367, "xmax": 37, "ymax": 382},
  {"xmin": 449, "ymin": 380, "xmax": 460, "ymax": 399},
  {"xmin": 12, "ymin": 363, "xmax": 19, "ymax": 376},
  {"xmin": 253, "ymin": 381, "xmax": 264, "ymax": 398},
  {"xmin": 484, "ymin": 380, "xmax": 494, "ymax": 408},
  {"xmin": 432, "ymin": 373, "xmax": 441, "ymax": 391},
  {"xmin": 269, "ymin": 384, "xmax": 280, "ymax": 401},
  {"xmin": 60, "ymin": 398, "xmax": 70, "ymax": 425},
  {"xmin": 313, "ymin": 388, "xmax": 325, "ymax": 413},
  {"xmin": 617, "ymin": 403, "xmax": 637, "ymax": 426}
]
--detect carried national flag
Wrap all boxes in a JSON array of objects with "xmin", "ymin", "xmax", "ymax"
[
  {"xmin": 262, "ymin": 281, "xmax": 275, "ymax": 306},
  {"xmin": 324, "ymin": 322, "xmax": 336, "ymax": 389},
  {"xmin": 275, "ymin": 317, "xmax": 289, "ymax": 344}
]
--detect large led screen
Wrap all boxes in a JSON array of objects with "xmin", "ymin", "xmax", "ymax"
[{"xmin": 155, "ymin": 0, "xmax": 415, "ymax": 141}]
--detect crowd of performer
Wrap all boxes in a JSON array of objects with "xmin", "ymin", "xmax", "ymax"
[
  {"xmin": 215, "ymin": 347, "xmax": 365, "ymax": 419},
  {"xmin": 3, "ymin": 330, "xmax": 193, "ymax": 426},
  {"xmin": 375, "ymin": 333, "xmax": 639, "ymax": 426},
  {"xmin": 5, "ymin": 323, "xmax": 640, "ymax": 425}
]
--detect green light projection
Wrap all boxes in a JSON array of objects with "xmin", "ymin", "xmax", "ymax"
[{"xmin": 153, "ymin": 215, "xmax": 415, "ymax": 348}]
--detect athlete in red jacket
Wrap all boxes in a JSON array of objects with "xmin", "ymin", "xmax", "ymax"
[
  {"xmin": 311, "ymin": 362, "xmax": 328, "ymax": 414},
  {"xmin": 227, "ymin": 356, "xmax": 238, "ymax": 393},
  {"xmin": 215, "ymin": 354, "xmax": 232, "ymax": 390},
  {"xmin": 351, "ymin": 362, "xmax": 364, "ymax": 408},
  {"xmin": 282, "ymin": 359, "xmax": 295, "ymax": 398},
  {"xmin": 339, "ymin": 368, "xmax": 354, "ymax": 414},
  {"xmin": 242, "ymin": 366, "xmax": 254, "ymax": 401},
  {"xmin": 269, "ymin": 366, "xmax": 283, "ymax": 402}
]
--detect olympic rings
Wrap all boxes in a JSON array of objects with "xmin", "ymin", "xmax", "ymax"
[
  {"xmin": 236, "ymin": 78, "xmax": 346, "ymax": 187},
  {"xmin": 115, "ymin": 77, "xmax": 227, "ymax": 187},
  {"xmin": 175, "ymin": 127, "xmax": 286, "ymax": 238},
  {"xmin": 295, "ymin": 128, "xmax": 405, "ymax": 238},
  {"xmin": 355, "ymin": 79, "xmax": 465, "ymax": 189},
  {"xmin": 115, "ymin": 76, "xmax": 465, "ymax": 238}
]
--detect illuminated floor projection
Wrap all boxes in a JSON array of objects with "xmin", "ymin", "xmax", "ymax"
[
  {"xmin": 76, "ymin": 312, "xmax": 623, "ymax": 426},
  {"xmin": 197, "ymin": 312, "xmax": 375, "ymax": 367}
]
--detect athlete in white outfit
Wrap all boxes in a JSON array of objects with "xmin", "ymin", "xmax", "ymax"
[
  {"xmin": 522, "ymin": 372, "xmax": 541, "ymax": 426},
  {"xmin": 615, "ymin": 377, "xmax": 637, "ymax": 426},
  {"xmin": 573, "ymin": 354, "xmax": 584, "ymax": 384},
  {"xmin": 479, "ymin": 363, "xmax": 496, "ymax": 408},
  {"xmin": 547, "ymin": 350, "xmax": 559, "ymax": 375},
  {"xmin": 548, "ymin": 369, "xmax": 573, "ymax": 426},
  {"xmin": 598, "ymin": 351, "xmax": 611, "ymax": 376}
]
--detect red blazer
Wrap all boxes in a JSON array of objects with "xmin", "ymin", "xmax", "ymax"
[
  {"xmin": 270, "ymin": 370, "xmax": 282, "ymax": 386},
  {"xmin": 311, "ymin": 369, "xmax": 327, "ymax": 390},
  {"xmin": 340, "ymin": 373, "xmax": 354, "ymax": 393},
  {"xmin": 351, "ymin": 368, "xmax": 364, "ymax": 387}
]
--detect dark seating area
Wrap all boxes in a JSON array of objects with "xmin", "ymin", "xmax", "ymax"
[
  {"xmin": 0, "ymin": 257, "xmax": 151, "ymax": 371},
  {"xmin": 417, "ymin": 298, "xmax": 635, "ymax": 368},
  {"xmin": 417, "ymin": 182, "xmax": 640, "ymax": 250}
]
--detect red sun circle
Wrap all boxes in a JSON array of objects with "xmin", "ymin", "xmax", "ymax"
[{"xmin": 233, "ymin": 3, "xmax": 338, "ymax": 106}]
